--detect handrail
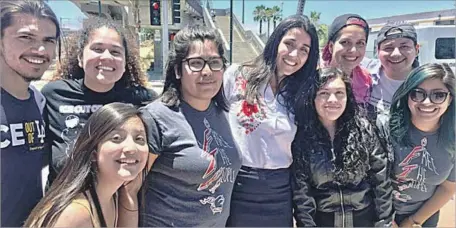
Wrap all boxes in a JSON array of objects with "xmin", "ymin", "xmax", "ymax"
[
  {"xmin": 229, "ymin": 9, "xmax": 265, "ymax": 54},
  {"xmin": 203, "ymin": 6, "xmax": 231, "ymax": 63}
]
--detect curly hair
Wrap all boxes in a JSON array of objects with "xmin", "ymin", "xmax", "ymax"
[
  {"xmin": 53, "ymin": 16, "xmax": 147, "ymax": 88},
  {"xmin": 241, "ymin": 14, "xmax": 319, "ymax": 115},
  {"xmin": 292, "ymin": 67, "xmax": 372, "ymax": 185}
]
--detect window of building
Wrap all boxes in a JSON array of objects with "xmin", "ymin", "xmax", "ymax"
[
  {"xmin": 435, "ymin": 38, "xmax": 455, "ymax": 59},
  {"xmin": 435, "ymin": 20, "xmax": 455, "ymax": 25}
]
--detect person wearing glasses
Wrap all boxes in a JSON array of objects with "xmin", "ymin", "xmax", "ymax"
[
  {"xmin": 389, "ymin": 63, "xmax": 456, "ymax": 228},
  {"xmin": 139, "ymin": 25, "xmax": 241, "ymax": 227},
  {"xmin": 223, "ymin": 15, "xmax": 319, "ymax": 226}
]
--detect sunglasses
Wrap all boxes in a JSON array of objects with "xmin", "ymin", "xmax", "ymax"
[{"xmin": 409, "ymin": 88, "xmax": 451, "ymax": 104}]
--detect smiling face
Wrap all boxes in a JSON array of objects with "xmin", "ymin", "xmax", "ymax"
[
  {"xmin": 96, "ymin": 116, "xmax": 148, "ymax": 183},
  {"xmin": 0, "ymin": 13, "xmax": 57, "ymax": 82},
  {"xmin": 329, "ymin": 26, "xmax": 367, "ymax": 73},
  {"xmin": 408, "ymin": 78, "xmax": 452, "ymax": 131},
  {"xmin": 275, "ymin": 28, "xmax": 311, "ymax": 77},
  {"xmin": 378, "ymin": 37, "xmax": 418, "ymax": 78},
  {"xmin": 315, "ymin": 76, "xmax": 347, "ymax": 126},
  {"xmin": 179, "ymin": 39, "xmax": 224, "ymax": 110},
  {"xmin": 79, "ymin": 26, "xmax": 126, "ymax": 92}
]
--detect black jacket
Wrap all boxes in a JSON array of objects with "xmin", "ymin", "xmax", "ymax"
[{"xmin": 292, "ymin": 119, "xmax": 393, "ymax": 227}]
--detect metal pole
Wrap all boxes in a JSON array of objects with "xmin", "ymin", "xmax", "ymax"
[
  {"xmin": 98, "ymin": 0, "xmax": 102, "ymax": 17},
  {"xmin": 162, "ymin": 0, "xmax": 169, "ymax": 73},
  {"xmin": 242, "ymin": 0, "xmax": 245, "ymax": 24},
  {"xmin": 229, "ymin": 0, "xmax": 233, "ymax": 63}
]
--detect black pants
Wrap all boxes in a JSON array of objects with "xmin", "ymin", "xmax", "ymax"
[
  {"xmin": 395, "ymin": 211, "xmax": 440, "ymax": 228},
  {"xmin": 226, "ymin": 166, "xmax": 293, "ymax": 227},
  {"xmin": 315, "ymin": 204, "xmax": 376, "ymax": 227}
]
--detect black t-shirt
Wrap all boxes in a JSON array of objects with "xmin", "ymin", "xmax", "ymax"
[
  {"xmin": 41, "ymin": 78, "xmax": 156, "ymax": 183},
  {"xmin": 1, "ymin": 88, "xmax": 46, "ymax": 227}
]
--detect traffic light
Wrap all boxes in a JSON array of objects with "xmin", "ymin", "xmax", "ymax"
[
  {"xmin": 172, "ymin": 0, "xmax": 181, "ymax": 24},
  {"xmin": 150, "ymin": 0, "xmax": 160, "ymax": 26}
]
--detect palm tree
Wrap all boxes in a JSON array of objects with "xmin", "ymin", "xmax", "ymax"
[
  {"xmin": 310, "ymin": 11, "xmax": 328, "ymax": 47},
  {"xmin": 265, "ymin": 7, "xmax": 273, "ymax": 37},
  {"xmin": 253, "ymin": 5, "xmax": 266, "ymax": 35},
  {"xmin": 271, "ymin": 6, "xmax": 281, "ymax": 29}
]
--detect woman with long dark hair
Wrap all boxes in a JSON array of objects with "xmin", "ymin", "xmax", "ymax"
[
  {"xmin": 24, "ymin": 102, "xmax": 153, "ymax": 227},
  {"xmin": 139, "ymin": 25, "xmax": 241, "ymax": 227},
  {"xmin": 292, "ymin": 68, "xmax": 393, "ymax": 227},
  {"xmin": 223, "ymin": 14, "xmax": 319, "ymax": 227},
  {"xmin": 389, "ymin": 63, "xmax": 455, "ymax": 228}
]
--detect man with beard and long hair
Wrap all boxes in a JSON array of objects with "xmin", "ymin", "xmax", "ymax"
[{"xmin": 0, "ymin": 0, "xmax": 60, "ymax": 227}]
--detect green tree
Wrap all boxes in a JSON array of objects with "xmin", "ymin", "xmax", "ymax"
[
  {"xmin": 271, "ymin": 5, "xmax": 281, "ymax": 29},
  {"xmin": 253, "ymin": 5, "xmax": 267, "ymax": 35},
  {"xmin": 310, "ymin": 11, "xmax": 328, "ymax": 47}
]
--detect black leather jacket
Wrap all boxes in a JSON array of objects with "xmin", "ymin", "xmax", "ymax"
[{"xmin": 292, "ymin": 119, "xmax": 393, "ymax": 227}]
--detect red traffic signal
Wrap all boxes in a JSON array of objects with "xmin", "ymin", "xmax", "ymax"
[{"xmin": 152, "ymin": 2, "xmax": 159, "ymax": 10}]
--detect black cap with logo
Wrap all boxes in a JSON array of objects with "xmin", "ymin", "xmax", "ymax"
[{"xmin": 377, "ymin": 23, "xmax": 417, "ymax": 46}]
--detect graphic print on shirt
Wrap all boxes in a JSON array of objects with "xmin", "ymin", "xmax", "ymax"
[
  {"xmin": 234, "ymin": 74, "xmax": 267, "ymax": 134},
  {"xmin": 1, "ymin": 119, "xmax": 45, "ymax": 151},
  {"xmin": 59, "ymin": 104, "xmax": 103, "ymax": 157},
  {"xmin": 61, "ymin": 115, "xmax": 82, "ymax": 157},
  {"xmin": 197, "ymin": 118, "xmax": 236, "ymax": 214},
  {"xmin": 393, "ymin": 137, "xmax": 439, "ymax": 202}
]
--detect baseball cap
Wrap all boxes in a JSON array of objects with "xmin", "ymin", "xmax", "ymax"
[
  {"xmin": 376, "ymin": 23, "xmax": 417, "ymax": 46},
  {"xmin": 327, "ymin": 14, "xmax": 370, "ymax": 43}
]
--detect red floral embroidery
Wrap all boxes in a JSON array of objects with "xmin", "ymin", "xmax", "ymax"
[
  {"xmin": 233, "ymin": 74, "xmax": 266, "ymax": 135},
  {"xmin": 241, "ymin": 101, "xmax": 258, "ymax": 117}
]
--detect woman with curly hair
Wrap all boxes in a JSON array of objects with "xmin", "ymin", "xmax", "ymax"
[
  {"xmin": 292, "ymin": 67, "xmax": 393, "ymax": 227},
  {"xmin": 223, "ymin": 14, "xmax": 320, "ymax": 227},
  {"xmin": 42, "ymin": 16, "xmax": 157, "ymax": 184},
  {"xmin": 389, "ymin": 63, "xmax": 455, "ymax": 228}
]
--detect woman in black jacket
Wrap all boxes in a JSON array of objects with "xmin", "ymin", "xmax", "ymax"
[{"xmin": 292, "ymin": 67, "xmax": 393, "ymax": 227}]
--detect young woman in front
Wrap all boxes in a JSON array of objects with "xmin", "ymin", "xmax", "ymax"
[
  {"xmin": 223, "ymin": 14, "xmax": 320, "ymax": 227},
  {"xmin": 292, "ymin": 68, "xmax": 393, "ymax": 227},
  {"xmin": 389, "ymin": 63, "xmax": 456, "ymax": 228},
  {"xmin": 24, "ymin": 102, "xmax": 152, "ymax": 227}
]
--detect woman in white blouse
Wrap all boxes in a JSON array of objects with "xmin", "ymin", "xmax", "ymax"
[{"xmin": 223, "ymin": 15, "xmax": 320, "ymax": 227}]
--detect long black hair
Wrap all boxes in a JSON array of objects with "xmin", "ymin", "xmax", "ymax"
[
  {"xmin": 161, "ymin": 25, "xmax": 228, "ymax": 111},
  {"xmin": 24, "ymin": 103, "xmax": 149, "ymax": 227},
  {"xmin": 241, "ymin": 14, "xmax": 319, "ymax": 115},
  {"xmin": 293, "ymin": 67, "xmax": 371, "ymax": 185}
]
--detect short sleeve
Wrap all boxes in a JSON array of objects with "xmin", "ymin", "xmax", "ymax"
[
  {"xmin": 139, "ymin": 107, "xmax": 162, "ymax": 155},
  {"xmin": 223, "ymin": 64, "xmax": 240, "ymax": 102},
  {"xmin": 446, "ymin": 159, "xmax": 456, "ymax": 182}
]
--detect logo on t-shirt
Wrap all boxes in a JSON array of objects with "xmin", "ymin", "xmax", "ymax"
[
  {"xmin": 197, "ymin": 118, "xmax": 236, "ymax": 214},
  {"xmin": 1, "ymin": 120, "xmax": 45, "ymax": 151},
  {"xmin": 393, "ymin": 137, "xmax": 439, "ymax": 202}
]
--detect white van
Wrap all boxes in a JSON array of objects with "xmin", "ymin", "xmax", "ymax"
[{"xmin": 366, "ymin": 25, "xmax": 456, "ymax": 72}]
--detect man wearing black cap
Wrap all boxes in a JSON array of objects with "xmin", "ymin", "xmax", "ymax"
[{"xmin": 362, "ymin": 23, "xmax": 419, "ymax": 120}]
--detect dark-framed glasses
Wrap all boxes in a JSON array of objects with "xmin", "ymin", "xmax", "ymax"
[
  {"xmin": 409, "ymin": 88, "xmax": 451, "ymax": 104},
  {"xmin": 183, "ymin": 57, "xmax": 225, "ymax": 72}
]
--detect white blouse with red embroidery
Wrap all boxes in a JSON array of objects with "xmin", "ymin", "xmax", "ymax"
[{"xmin": 223, "ymin": 64, "xmax": 296, "ymax": 169}]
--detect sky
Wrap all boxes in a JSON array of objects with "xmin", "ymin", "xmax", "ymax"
[{"xmin": 48, "ymin": 0, "xmax": 455, "ymax": 32}]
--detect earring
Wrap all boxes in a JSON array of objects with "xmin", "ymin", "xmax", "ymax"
[{"xmin": 176, "ymin": 74, "xmax": 181, "ymax": 79}]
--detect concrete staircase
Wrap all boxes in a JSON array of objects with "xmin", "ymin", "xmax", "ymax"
[{"xmin": 214, "ymin": 16, "xmax": 259, "ymax": 64}]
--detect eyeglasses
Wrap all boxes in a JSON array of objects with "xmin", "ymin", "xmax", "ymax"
[
  {"xmin": 183, "ymin": 57, "xmax": 225, "ymax": 72},
  {"xmin": 409, "ymin": 88, "xmax": 451, "ymax": 104}
]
